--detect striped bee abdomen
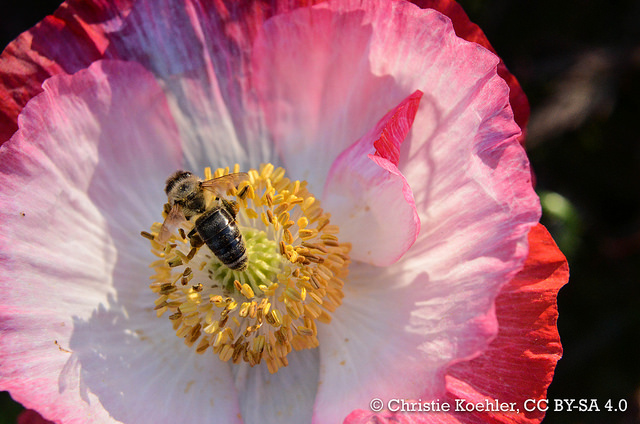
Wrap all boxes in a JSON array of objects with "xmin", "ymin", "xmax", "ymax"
[{"xmin": 195, "ymin": 206, "xmax": 248, "ymax": 271}]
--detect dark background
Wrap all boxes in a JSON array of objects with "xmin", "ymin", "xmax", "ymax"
[{"xmin": 1, "ymin": 0, "xmax": 639, "ymax": 423}]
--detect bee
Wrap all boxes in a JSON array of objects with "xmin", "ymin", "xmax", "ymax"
[{"xmin": 158, "ymin": 170, "xmax": 250, "ymax": 271}]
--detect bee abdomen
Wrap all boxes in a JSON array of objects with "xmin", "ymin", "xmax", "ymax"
[{"xmin": 195, "ymin": 207, "xmax": 248, "ymax": 271}]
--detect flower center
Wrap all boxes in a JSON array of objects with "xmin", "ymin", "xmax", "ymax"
[{"xmin": 142, "ymin": 163, "xmax": 351, "ymax": 373}]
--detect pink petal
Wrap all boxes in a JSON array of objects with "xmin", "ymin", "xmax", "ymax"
[
  {"xmin": 323, "ymin": 91, "xmax": 422, "ymax": 266},
  {"xmin": 0, "ymin": 0, "xmax": 313, "ymax": 165},
  {"xmin": 341, "ymin": 225, "xmax": 568, "ymax": 424},
  {"xmin": 298, "ymin": 1, "xmax": 540, "ymax": 421},
  {"xmin": 0, "ymin": 60, "xmax": 241, "ymax": 423},
  {"xmin": 442, "ymin": 224, "xmax": 568, "ymax": 424},
  {"xmin": 250, "ymin": 0, "xmax": 531, "ymax": 190},
  {"xmin": 413, "ymin": 0, "xmax": 530, "ymax": 144},
  {"xmin": 392, "ymin": 52, "xmax": 540, "ymax": 400},
  {"xmin": 251, "ymin": 1, "xmax": 402, "ymax": 192},
  {"xmin": 0, "ymin": 0, "xmax": 117, "ymax": 143}
]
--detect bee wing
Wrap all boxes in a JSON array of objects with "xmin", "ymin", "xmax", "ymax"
[
  {"xmin": 157, "ymin": 203, "xmax": 186, "ymax": 244},
  {"xmin": 201, "ymin": 172, "xmax": 250, "ymax": 197}
]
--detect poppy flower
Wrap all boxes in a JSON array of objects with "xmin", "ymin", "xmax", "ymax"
[{"xmin": 0, "ymin": 0, "xmax": 569, "ymax": 423}]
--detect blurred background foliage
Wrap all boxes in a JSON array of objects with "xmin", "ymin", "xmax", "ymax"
[{"xmin": 1, "ymin": 0, "xmax": 639, "ymax": 423}]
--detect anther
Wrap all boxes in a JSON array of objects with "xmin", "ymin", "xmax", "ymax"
[{"xmin": 144, "ymin": 164, "xmax": 350, "ymax": 373}]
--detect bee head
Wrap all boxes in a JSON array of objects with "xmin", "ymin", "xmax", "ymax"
[{"xmin": 165, "ymin": 170, "xmax": 194, "ymax": 196}]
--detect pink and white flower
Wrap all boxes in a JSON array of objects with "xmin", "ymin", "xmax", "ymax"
[{"xmin": 0, "ymin": 0, "xmax": 569, "ymax": 423}]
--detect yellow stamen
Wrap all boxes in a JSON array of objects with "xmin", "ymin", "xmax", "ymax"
[{"xmin": 143, "ymin": 163, "xmax": 350, "ymax": 373}]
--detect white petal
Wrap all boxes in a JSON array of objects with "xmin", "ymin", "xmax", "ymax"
[
  {"xmin": 0, "ymin": 60, "xmax": 242, "ymax": 423},
  {"xmin": 232, "ymin": 348, "xmax": 320, "ymax": 424},
  {"xmin": 314, "ymin": 263, "xmax": 454, "ymax": 423}
]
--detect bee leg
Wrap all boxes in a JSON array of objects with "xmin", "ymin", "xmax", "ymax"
[
  {"xmin": 187, "ymin": 228, "xmax": 204, "ymax": 248},
  {"xmin": 221, "ymin": 199, "xmax": 240, "ymax": 217}
]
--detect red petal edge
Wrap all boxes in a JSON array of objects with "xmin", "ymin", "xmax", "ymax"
[
  {"xmin": 373, "ymin": 90, "xmax": 423, "ymax": 167},
  {"xmin": 323, "ymin": 90, "xmax": 422, "ymax": 266},
  {"xmin": 442, "ymin": 223, "xmax": 569, "ymax": 424},
  {"xmin": 343, "ymin": 224, "xmax": 569, "ymax": 424},
  {"xmin": 17, "ymin": 409, "xmax": 55, "ymax": 424},
  {"xmin": 0, "ymin": 0, "xmax": 128, "ymax": 143}
]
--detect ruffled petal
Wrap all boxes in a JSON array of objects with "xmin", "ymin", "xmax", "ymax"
[
  {"xmin": 442, "ymin": 224, "xmax": 568, "ymax": 424},
  {"xmin": 0, "ymin": 60, "xmax": 242, "ymax": 423},
  {"xmin": 413, "ymin": 0, "xmax": 530, "ymax": 144},
  {"xmin": 305, "ymin": 1, "xmax": 540, "ymax": 421},
  {"xmin": 342, "ymin": 225, "xmax": 568, "ymax": 424},
  {"xmin": 323, "ymin": 91, "xmax": 421, "ymax": 266},
  {"xmin": 250, "ymin": 0, "xmax": 531, "ymax": 192},
  {"xmin": 391, "ymin": 0, "xmax": 540, "ymax": 395},
  {"xmin": 0, "ymin": 0, "xmax": 120, "ymax": 143}
]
